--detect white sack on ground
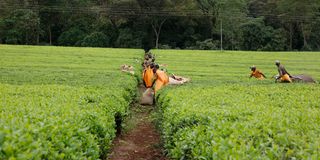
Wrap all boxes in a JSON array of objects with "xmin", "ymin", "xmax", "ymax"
[{"xmin": 140, "ymin": 88, "xmax": 154, "ymax": 105}]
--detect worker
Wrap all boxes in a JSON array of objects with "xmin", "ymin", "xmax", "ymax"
[
  {"xmin": 152, "ymin": 64, "xmax": 169, "ymax": 94},
  {"xmin": 142, "ymin": 52, "xmax": 155, "ymax": 69},
  {"xmin": 144, "ymin": 48, "xmax": 155, "ymax": 63},
  {"xmin": 142, "ymin": 60, "xmax": 150, "ymax": 69},
  {"xmin": 142, "ymin": 63, "xmax": 155, "ymax": 88},
  {"xmin": 169, "ymin": 74, "xmax": 190, "ymax": 84},
  {"xmin": 120, "ymin": 64, "xmax": 135, "ymax": 75},
  {"xmin": 249, "ymin": 65, "xmax": 266, "ymax": 80},
  {"xmin": 275, "ymin": 60, "xmax": 292, "ymax": 83}
]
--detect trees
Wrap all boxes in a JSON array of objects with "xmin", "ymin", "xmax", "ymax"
[
  {"xmin": 80, "ymin": 32, "xmax": 109, "ymax": 47},
  {"xmin": 57, "ymin": 27, "xmax": 86, "ymax": 46},
  {"xmin": 216, "ymin": 0, "xmax": 248, "ymax": 50},
  {"xmin": 38, "ymin": 0, "xmax": 65, "ymax": 45},
  {"xmin": 0, "ymin": 0, "xmax": 319, "ymax": 51},
  {"xmin": 0, "ymin": 18, "xmax": 4, "ymax": 43},
  {"xmin": 309, "ymin": 17, "xmax": 320, "ymax": 50},
  {"xmin": 1, "ymin": 9, "xmax": 40, "ymax": 44},
  {"xmin": 276, "ymin": 0, "xmax": 320, "ymax": 50},
  {"xmin": 240, "ymin": 18, "xmax": 286, "ymax": 51},
  {"xmin": 195, "ymin": 0, "xmax": 248, "ymax": 50}
]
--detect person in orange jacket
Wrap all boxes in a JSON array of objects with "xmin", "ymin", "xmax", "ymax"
[
  {"xmin": 152, "ymin": 64, "xmax": 169, "ymax": 94},
  {"xmin": 275, "ymin": 60, "xmax": 292, "ymax": 83},
  {"xmin": 142, "ymin": 63, "xmax": 155, "ymax": 88},
  {"xmin": 249, "ymin": 65, "xmax": 266, "ymax": 80}
]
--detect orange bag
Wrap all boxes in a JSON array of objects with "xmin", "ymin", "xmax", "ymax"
[
  {"xmin": 280, "ymin": 74, "xmax": 292, "ymax": 83},
  {"xmin": 143, "ymin": 66, "xmax": 154, "ymax": 88}
]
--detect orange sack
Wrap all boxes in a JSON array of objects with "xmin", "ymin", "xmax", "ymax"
[
  {"xmin": 143, "ymin": 66, "xmax": 154, "ymax": 88},
  {"xmin": 154, "ymin": 70, "xmax": 169, "ymax": 93},
  {"xmin": 280, "ymin": 74, "xmax": 292, "ymax": 83}
]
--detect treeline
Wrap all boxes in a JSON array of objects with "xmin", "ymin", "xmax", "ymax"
[{"xmin": 0, "ymin": 0, "xmax": 319, "ymax": 51}]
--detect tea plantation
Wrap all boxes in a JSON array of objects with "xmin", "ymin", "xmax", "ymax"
[
  {"xmin": 1, "ymin": 46, "xmax": 320, "ymax": 159},
  {"xmin": 0, "ymin": 45, "xmax": 140, "ymax": 159},
  {"xmin": 154, "ymin": 50, "xmax": 320, "ymax": 159}
]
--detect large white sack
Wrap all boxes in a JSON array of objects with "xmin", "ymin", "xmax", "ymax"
[{"xmin": 140, "ymin": 88, "xmax": 154, "ymax": 105}]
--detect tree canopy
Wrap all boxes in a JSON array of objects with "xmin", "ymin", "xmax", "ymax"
[{"xmin": 0, "ymin": 0, "xmax": 319, "ymax": 51}]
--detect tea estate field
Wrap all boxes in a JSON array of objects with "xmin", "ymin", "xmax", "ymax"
[
  {"xmin": 1, "ymin": 45, "xmax": 320, "ymax": 159},
  {"xmin": 0, "ymin": 45, "xmax": 141, "ymax": 159},
  {"xmin": 154, "ymin": 50, "xmax": 320, "ymax": 159}
]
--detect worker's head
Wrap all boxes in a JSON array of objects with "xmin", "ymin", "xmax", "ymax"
[
  {"xmin": 153, "ymin": 64, "xmax": 159, "ymax": 73},
  {"xmin": 143, "ymin": 61, "xmax": 149, "ymax": 67},
  {"xmin": 149, "ymin": 62, "xmax": 155, "ymax": 69},
  {"xmin": 250, "ymin": 65, "xmax": 256, "ymax": 71},
  {"xmin": 275, "ymin": 60, "xmax": 280, "ymax": 66},
  {"xmin": 144, "ymin": 47, "xmax": 150, "ymax": 53}
]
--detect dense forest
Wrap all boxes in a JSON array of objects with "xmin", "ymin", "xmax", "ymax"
[{"xmin": 0, "ymin": 0, "xmax": 319, "ymax": 51}]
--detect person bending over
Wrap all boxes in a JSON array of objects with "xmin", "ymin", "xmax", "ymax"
[
  {"xmin": 152, "ymin": 64, "xmax": 169, "ymax": 94},
  {"xmin": 249, "ymin": 65, "xmax": 266, "ymax": 80},
  {"xmin": 275, "ymin": 60, "xmax": 292, "ymax": 83}
]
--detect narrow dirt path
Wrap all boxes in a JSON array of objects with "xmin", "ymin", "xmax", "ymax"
[{"xmin": 108, "ymin": 85, "xmax": 167, "ymax": 160}]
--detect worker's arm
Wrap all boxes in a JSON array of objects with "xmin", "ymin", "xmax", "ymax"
[
  {"xmin": 277, "ymin": 68, "xmax": 282, "ymax": 79},
  {"xmin": 283, "ymin": 68, "xmax": 292, "ymax": 77},
  {"xmin": 260, "ymin": 72, "xmax": 267, "ymax": 78},
  {"xmin": 151, "ymin": 73, "xmax": 157, "ymax": 87},
  {"xmin": 249, "ymin": 72, "xmax": 253, "ymax": 78}
]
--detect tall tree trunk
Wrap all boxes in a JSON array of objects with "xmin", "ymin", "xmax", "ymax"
[
  {"xmin": 37, "ymin": 32, "xmax": 39, "ymax": 45},
  {"xmin": 110, "ymin": 18, "xmax": 118, "ymax": 29},
  {"xmin": 151, "ymin": 18, "xmax": 167, "ymax": 49},
  {"xmin": 109, "ymin": 18, "xmax": 119, "ymax": 47},
  {"xmin": 48, "ymin": 25, "xmax": 52, "ymax": 45},
  {"xmin": 155, "ymin": 32, "xmax": 160, "ymax": 49},
  {"xmin": 25, "ymin": 33, "xmax": 28, "ymax": 45},
  {"xmin": 231, "ymin": 33, "xmax": 234, "ymax": 50},
  {"xmin": 301, "ymin": 23, "xmax": 308, "ymax": 48},
  {"xmin": 289, "ymin": 23, "xmax": 293, "ymax": 50}
]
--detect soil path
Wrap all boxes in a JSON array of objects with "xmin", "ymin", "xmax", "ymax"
[{"xmin": 108, "ymin": 85, "xmax": 167, "ymax": 160}]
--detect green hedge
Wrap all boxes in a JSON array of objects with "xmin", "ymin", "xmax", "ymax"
[
  {"xmin": 0, "ymin": 45, "xmax": 141, "ymax": 159},
  {"xmin": 156, "ymin": 85, "xmax": 320, "ymax": 159}
]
